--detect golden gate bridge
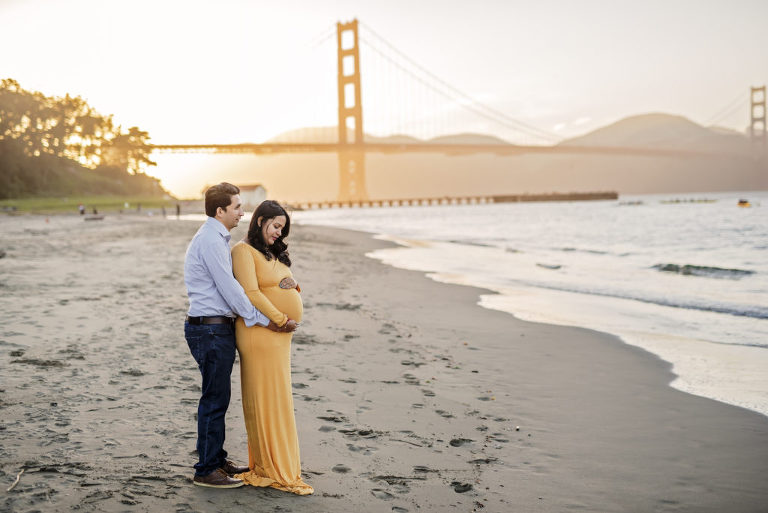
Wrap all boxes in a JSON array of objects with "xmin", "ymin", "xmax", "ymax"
[{"xmin": 151, "ymin": 19, "xmax": 766, "ymax": 205}]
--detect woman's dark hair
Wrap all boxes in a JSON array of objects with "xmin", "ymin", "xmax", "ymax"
[
  {"xmin": 205, "ymin": 182, "xmax": 240, "ymax": 217},
  {"xmin": 246, "ymin": 200, "xmax": 291, "ymax": 267}
]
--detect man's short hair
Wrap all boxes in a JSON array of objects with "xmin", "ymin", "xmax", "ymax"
[{"xmin": 205, "ymin": 182, "xmax": 240, "ymax": 217}]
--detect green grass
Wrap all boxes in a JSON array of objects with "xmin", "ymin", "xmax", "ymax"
[{"xmin": 0, "ymin": 195, "xmax": 180, "ymax": 214}]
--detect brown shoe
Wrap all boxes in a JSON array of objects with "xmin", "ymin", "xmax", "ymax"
[
  {"xmin": 221, "ymin": 460, "xmax": 250, "ymax": 475},
  {"xmin": 193, "ymin": 469, "xmax": 244, "ymax": 488}
]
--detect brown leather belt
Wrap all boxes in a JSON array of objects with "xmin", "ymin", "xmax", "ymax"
[{"xmin": 186, "ymin": 316, "xmax": 235, "ymax": 325}]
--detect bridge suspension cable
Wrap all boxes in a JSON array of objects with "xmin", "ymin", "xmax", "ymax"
[
  {"xmin": 359, "ymin": 21, "xmax": 561, "ymax": 144},
  {"xmin": 308, "ymin": 22, "xmax": 337, "ymax": 49},
  {"xmin": 704, "ymin": 90, "xmax": 750, "ymax": 127}
]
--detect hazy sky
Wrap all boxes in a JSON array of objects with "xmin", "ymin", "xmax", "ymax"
[
  {"xmin": 2, "ymin": 0, "xmax": 766, "ymax": 195},
  {"xmin": 3, "ymin": 0, "xmax": 765, "ymax": 139}
]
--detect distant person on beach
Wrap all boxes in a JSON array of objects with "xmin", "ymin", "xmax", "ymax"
[
  {"xmin": 176, "ymin": 203, "xmax": 181, "ymax": 219},
  {"xmin": 183, "ymin": 183, "xmax": 286, "ymax": 489},
  {"xmin": 230, "ymin": 200, "xmax": 312, "ymax": 495},
  {"xmin": 78, "ymin": 204, "xmax": 85, "ymax": 215}
]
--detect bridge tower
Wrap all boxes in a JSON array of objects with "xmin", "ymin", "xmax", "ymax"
[
  {"xmin": 336, "ymin": 19, "xmax": 368, "ymax": 202},
  {"xmin": 751, "ymin": 86, "xmax": 766, "ymax": 154}
]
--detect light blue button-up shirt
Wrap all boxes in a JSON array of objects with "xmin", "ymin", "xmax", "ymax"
[{"xmin": 184, "ymin": 217, "xmax": 269, "ymax": 327}]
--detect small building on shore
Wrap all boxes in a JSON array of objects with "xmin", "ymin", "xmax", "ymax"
[{"xmin": 238, "ymin": 184, "xmax": 267, "ymax": 209}]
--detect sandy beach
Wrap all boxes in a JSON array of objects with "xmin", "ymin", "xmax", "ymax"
[{"xmin": 1, "ymin": 213, "xmax": 767, "ymax": 513}]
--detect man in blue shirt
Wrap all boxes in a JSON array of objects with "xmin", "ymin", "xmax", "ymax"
[{"xmin": 183, "ymin": 182, "xmax": 294, "ymax": 488}]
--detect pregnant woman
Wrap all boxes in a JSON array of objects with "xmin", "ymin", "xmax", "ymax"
[{"xmin": 231, "ymin": 200, "xmax": 313, "ymax": 495}]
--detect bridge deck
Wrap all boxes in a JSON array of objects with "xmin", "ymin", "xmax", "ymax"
[{"xmin": 150, "ymin": 142, "xmax": 731, "ymax": 158}]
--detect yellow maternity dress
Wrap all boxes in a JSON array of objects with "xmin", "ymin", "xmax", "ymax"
[{"xmin": 231, "ymin": 241, "xmax": 313, "ymax": 495}]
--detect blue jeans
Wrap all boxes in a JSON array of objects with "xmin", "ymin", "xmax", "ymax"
[{"xmin": 184, "ymin": 321, "xmax": 236, "ymax": 477}]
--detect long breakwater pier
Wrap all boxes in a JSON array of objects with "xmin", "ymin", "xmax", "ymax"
[{"xmin": 289, "ymin": 191, "xmax": 618, "ymax": 210}]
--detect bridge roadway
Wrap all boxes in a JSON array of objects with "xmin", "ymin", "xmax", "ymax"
[{"xmin": 150, "ymin": 142, "xmax": 726, "ymax": 158}]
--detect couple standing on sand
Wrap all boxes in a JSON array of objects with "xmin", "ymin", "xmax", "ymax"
[{"xmin": 183, "ymin": 182, "xmax": 313, "ymax": 495}]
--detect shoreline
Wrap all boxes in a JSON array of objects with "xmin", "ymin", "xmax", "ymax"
[
  {"xmin": 361, "ymin": 234, "xmax": 768, "ymax": 418},
  {"xmin": 1, "ymin": 216, "xmax": 767, "ymax": 512},
  {"xmin": 291, "ymin": 194, "xmax": 768, "ymax": 419}
]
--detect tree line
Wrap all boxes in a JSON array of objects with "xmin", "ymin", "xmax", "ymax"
[{"xmin": 0, "ymin": 78, "xmax": 164, "ymax": 199}]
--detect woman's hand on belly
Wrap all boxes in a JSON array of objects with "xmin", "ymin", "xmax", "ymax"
[{"xmin": 262, "ymin": 288, "xmax": 303, "ymax": 322}]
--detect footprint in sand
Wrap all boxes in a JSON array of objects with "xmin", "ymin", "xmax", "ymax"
[
  {"xmin": 339, "ymin": 428, "xmax": 381, "ymax": 440},
  {"xmin": 347, "ymin": 443, "xmax": 377, "ymax": 455},
  {"xmin": 318, "ymin": 411, "xmax": 349, "ymax": 423},
  {"xmin": 370, "ymin": 489, "xmax": 394, "ymax": 500},
  {"xmin": 449, "ymin": 438, "xmax": 473, "ymax": 447},
  {"xmin": 468, "ymin": 457, "xmax": 498, "ymax": 464},
  {"xmin": 451, "ymin": 481, "xmax": 473, "ymax": 493},
  {"xmin": 11, "ymin": 358, "xmax": 67, "ymax": 368},
  {"xmin": 293, "ymin": 333, "xmax": 320, "ymax": 345},
  {"xmin": 58, "ymin": 347, "xmax": 85, "ymax": 360},
  {"xmin": 332, "ymin": 464, "xmax": 351, "ymax": 473},
  {"xmin": 319, "ymin": 425, "xmax": 336, "ymax": 432},
  {"xmin": 120, "ymin": 368, "xmax": 145, "ymax": 377},
  {"xmin": 402, "ymin": 374, "xmax": 420, "ymax": 385},
  {"xmin": 316, "ymin": 302, "xmax": 361, "ymax": 311}
]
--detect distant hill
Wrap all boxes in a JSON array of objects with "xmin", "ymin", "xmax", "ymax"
[
  {"xmin": 267, "ymin": 116, "xmax": 754, "ymax": 156},
  {"xmin": 708, "ymin": 125, "xmax": 748, "ymax": 137},
  {"xmin": 559, "ymin": 113, "xmax": 752, "ymax": 155},
  {"xmin": 188, "ymin": 113, "xmax": 766, "ymax": 202},
  {"xmin": 427, "ymin": 133, "xmax": 510, "ymax": 145},
  {"xmin": 265, "ymin": 126, "xmax": 508, "ymax": 146}
]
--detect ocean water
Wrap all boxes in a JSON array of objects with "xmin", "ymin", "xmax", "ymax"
[{"xmin": 292, "ymin": 191, "xmax": 768, "ymax": 417}]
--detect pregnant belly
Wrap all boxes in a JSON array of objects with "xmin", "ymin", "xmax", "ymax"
[{"xmin": 263, "ymin": 288, "xmax": 303, "ymax": 322}]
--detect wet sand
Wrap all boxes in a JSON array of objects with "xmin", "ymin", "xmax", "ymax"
[{"xmin": 1, "ymin": 213, "xmax": 767, "ymax": 512}]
